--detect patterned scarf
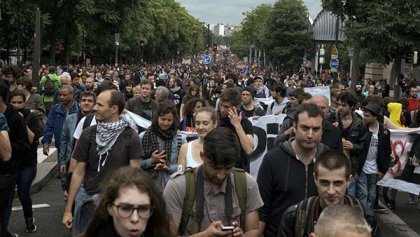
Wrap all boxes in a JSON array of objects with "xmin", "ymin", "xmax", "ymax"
[
  {"xmin": 96, "ymin": 113, "xmax": 137, "ymax": 157},
  {"xmin": 142, "ymin": 126, "xmax": 176, "ymax": 163}
]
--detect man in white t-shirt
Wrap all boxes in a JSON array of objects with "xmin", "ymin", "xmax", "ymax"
[
  {"xmin": 359, "ymin": 102, "xmax": 391, "ymax": 209},
  {"xmin": 266, "ymin": 83, "xmax": 288, "ymax": 115}
]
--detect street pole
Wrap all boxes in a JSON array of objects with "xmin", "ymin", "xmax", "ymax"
[
  {"xmin": 207, "ymin": 24, "xmax": 210, "ymax": 50},
  {"xmin": 32, "ymin": 7, "xmax": 41, "ymax": 90},
  {"xmin": 115, "ymin": 43, "xmax": 119, "ymax": 67}
]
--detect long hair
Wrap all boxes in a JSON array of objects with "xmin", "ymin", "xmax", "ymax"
[
  {"xmin": 81, "ymin": 167, "xmax": 171, "ymax": 237},
  {"xmin": 184, "ymin": 97, "xmax": 206, "ymax": 118},
  {"xmin": 151, "ymin": 101, "xmax": 179, "ymax": 133}
]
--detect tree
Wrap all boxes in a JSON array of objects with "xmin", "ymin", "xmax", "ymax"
[
  {"xmin": 322, "ymin": 0, "xmax": 420, "ymax": 89},
  {"xmin": 264, "ymin": 0, "xmax": 312, "ymax": 71}
]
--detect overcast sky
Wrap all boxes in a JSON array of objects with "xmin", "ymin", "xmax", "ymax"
[{"xmin": 175, "ymin": 0, "xmax": 322, "ymax": 25}]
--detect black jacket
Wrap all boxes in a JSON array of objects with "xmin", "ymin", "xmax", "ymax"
[
  {"xmin": 257, "ymin": 140, "xmax": 328, "ymax": 237},
  {"xmin": 329, "ymin": 111, "xmax": 368, "ymax": 176},
  {"xmin": 361, "ymin": 123, "xmax": 391, "ymax": 175},
  {"xmin": 20, "ymin": 108, "xmax": 42, "ymax": 167},
  {"xmin": 279, "ymin": 195, "xmax": 380, "ymax": 237},
  {"xmin": 0, "ymin": 105, "xmax": 31, "ymax": 172}
]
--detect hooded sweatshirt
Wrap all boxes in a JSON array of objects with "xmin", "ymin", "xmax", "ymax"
[{"xmin": 257, "ymin": 139, "xmax": 328, "ymax": 237}]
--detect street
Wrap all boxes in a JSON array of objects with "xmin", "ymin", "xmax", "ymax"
[
  {"xmin": 9, "ymin": 178, "xmax": 69, "ymax": 237},
  {"xmin": 6, "ymin": 175, "xmax": 420, "ymax": 237}
]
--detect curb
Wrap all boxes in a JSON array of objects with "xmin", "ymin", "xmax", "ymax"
[
  {"xmin": 377, "ymin": 202, "xmax": 419, "ymax": 237},
  {"xmin": 30, "ymin": 149, "xmax": 58, "ymax": 194}
]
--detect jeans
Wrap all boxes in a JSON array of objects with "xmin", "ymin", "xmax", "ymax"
[
  {"xmin": 72, "ymin": 186, "xmax": 93, "ymax": 237},
  {"xmin": 17, "ymin": 164, "xmax": 37, "ymax": 219},
  {"xmin": 347, "ymin": 176, "xmax": 357, "ymax": 198},
  {"xmin": 357, "ymin": 171, "xmax": 377, "ymax": 210},
  {"xmin": 0, "ymin": 172, "xmax": 17, "ymax": 236}
]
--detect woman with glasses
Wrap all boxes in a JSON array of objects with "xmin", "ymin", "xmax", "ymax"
[{"xmin": 81, "ymin": 166, "xmax": 171, "ymax": 237}]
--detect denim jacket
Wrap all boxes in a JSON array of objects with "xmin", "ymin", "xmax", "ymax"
[
  {"xmin": 42, "ymin": 101, "xmax": 78, "ymax": 151},
  {"xmin": 59, "ymin": 113, "xmax": 78, "ymax": 166}
]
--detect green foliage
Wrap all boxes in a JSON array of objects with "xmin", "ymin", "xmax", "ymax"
[
  {"xmin": 264, "ymin": 0, "xmax": 312, "ymax": 71},
  {"xmin": 0, "ymin": 0, "xmax": 205, "ymax": 64},
  {"xmin": 322, "ymin": 0, "xmax": 420, "ymax": 64}
]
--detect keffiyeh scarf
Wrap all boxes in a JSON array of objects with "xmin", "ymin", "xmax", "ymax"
[
  {"xmin": 142, "ymin": 126, "xmax": 176, "ymax": 163},
  {"xmin": 96, "ymin": 113, "xmax": 137, "ymax": 157}
]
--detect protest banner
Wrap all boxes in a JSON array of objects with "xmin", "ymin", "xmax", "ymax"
[
  {"xmin": 249, "ymin": 114, "xmax": 286, "ymax": 177},
  {"xmin": 378, "ymin": 128, "xmax": 420, "ymax": 195},
  {"xmin": 304, "ymin": 86, "xmax": 331, "ymax": 105}
]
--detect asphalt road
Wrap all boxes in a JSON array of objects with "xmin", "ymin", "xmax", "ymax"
[
  {"xmin": 7, "ymin": 176, "xmax": 420, "ymax": 237},
  {"xmin": 9, "ymin": 178, "xmax": 70, "ymax": 237}
]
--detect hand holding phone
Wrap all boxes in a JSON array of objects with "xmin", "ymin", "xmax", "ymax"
[{"xmin": 221, "ymin": 225, "xmax": 234, "ymax": 231}]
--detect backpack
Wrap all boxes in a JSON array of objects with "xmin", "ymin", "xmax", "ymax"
[
  {"xmin": 179, "ymin": 167, "xmax": 247, "ymax": 235},
  {"xmin": 83, "ymin": 112, "xmax": 96, "ymax": 130},
  {"xmin": 294, "ymin": 196, "xmax": 364, "ymax": 237},
  {"xmin": 43, "ymin": 75, "xmax": 57, "ymax": 96}
]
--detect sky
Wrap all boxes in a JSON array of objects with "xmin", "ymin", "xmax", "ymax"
[{"xmin": 175, "ymin": 0, "xmax": 322, "ymax": 25}]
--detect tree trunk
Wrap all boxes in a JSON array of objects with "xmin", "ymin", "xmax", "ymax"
[{"xmin": 350, "ymin": 41, "xmax": 360, "ymax": 90}]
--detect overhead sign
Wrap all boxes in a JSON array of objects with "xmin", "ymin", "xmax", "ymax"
[
  {"xmin": 202, "ymin": 55, "xmax": 211, "ymax": 64},
  {"xmin": 330, "ymin": 58, "xmax": 339, "ymax": 69}
]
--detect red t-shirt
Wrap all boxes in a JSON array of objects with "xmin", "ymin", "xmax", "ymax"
[{"xmin": 407, "ymin": 97, "xmax": 419, "ymax": 112}]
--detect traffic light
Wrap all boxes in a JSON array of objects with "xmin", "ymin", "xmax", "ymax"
[{"xmin": 212, "ymin": 43, "xmax": 218, "ymax": 52}]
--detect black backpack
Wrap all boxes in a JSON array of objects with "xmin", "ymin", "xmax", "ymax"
[{"xmin": 43, "ymin": 75, "xmax": 56, "ymax": 96}]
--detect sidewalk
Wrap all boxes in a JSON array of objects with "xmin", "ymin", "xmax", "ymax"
[{"xmin": 31, "ymin": 148, "xmax": 58, "ymax": 194}]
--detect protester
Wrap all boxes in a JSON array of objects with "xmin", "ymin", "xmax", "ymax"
[
  {"xmin": 140, "ymin": 102, "xmax": 186, "ymax": 192},
  {"xmin": 180, "ymin": 97, "xmax": 206, "ymax": 132},
  {"xmin": 178, "ymin": 107, "xmax": 218, "ymax": 170},
  {"xmin": 81, "ymin": 166, "xmax": 171, "ymax": 237},
  {"xmin": 279, "ymin": 150, "xmax": 379, "ymax": 236},
  {"xmin": 62, "ymin": 89, "xmax": 142, "ymax": 236},
  {"xmin": 125, "ymin": 79, "xmax": 158, "ymax": 121},
  {"xmin": 310, "ymin": 204, "xmax": 372, "ymax": 237},
  {"xmin": 164, "ymin": 127, "xmax": 263, "ymax": 236},
  {"xmin": 258, "ymin": 103, "xmax": 328, "ymax": 237},
  {"xmin": 9, "ymin": 90, "xmax": 42, "ymax": 233}
]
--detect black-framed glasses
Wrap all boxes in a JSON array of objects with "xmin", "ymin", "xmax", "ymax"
[{"xmin": 113, "ymin": 203, "xmax": 153, "ymax": 219}]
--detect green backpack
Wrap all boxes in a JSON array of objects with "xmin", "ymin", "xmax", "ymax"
[{"xmin": 179, "ymin": 167, "xmax": 247, "ymax": 235}]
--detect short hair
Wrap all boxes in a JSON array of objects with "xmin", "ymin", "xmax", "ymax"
[
  {"xmin": 152, "ymin": 101, "xmax": 179, "ymax": 132},
  {"xmin": 155, "ymin": 86, "xmax": 169, "ymax": 100},
  {"xmin": 60, "ymin": 85, "xmax": 74, "ymax": 95},
  {"xmin": 310, "ymin": 95, "xmax": 329, "ymax": 106},
  {"xmin": 1, "ymin": 65, "xmax": 23, "ymax": 80},
  {"xmin": 219, "ymin": 88, "xmax": 241, "ymax": 106},
  {"xmin": 298, "ymin": 92, "xmax": 312, "ymax": 104},
  {"xmin": 10, "ymin": 89, "xmax": 27, "ymax": 101},
  {"xmin": 242, "ymin": 86, "xmax": 256, "ymax": 99},
  {"xmin": 17, "ymin": 77, "xmax": 33, "ymax": 91},
  {"xmin": 48, "ymin": 66, "xmax": 56, "ymax": 73},
  {"xmin": 225, "ymin": 72, "xmax": 238, "ymax": 83},
  {"xmin": 96, "ymin": 80, "xmax": 118, "ymax": 96},
  {"xmin": 82, "ymin": 167, "xmax": 171, "ymax": 237},
  {"xmin": 314, "ymin": 204, "xmax": 371, "ymax": 236},
  {"xmin": 272, "ymin": 83, "xmax": 287, "ymax": 98},
  {"xmin": 315, "ymin": 150, "xmax": 351, "ymax": 179},
  {"xmin": 203, "ymin": 127, "xmax": 240, "ymax": 167},
  {"xmin": 140, "ymin": 79, "xmax": 153, "ymax": 89},
  {"xmin": 294, "ymin": 103, "xmax": 325, "ymax": 126},
  {"xmin": 289, "ymin": 88, "xmax": 304, "ymax": 99},
  {"xmin": 337, "ymin": 91, "xmax": 358, "ymax": 107},
  {"xmin": 79, "ymin": 91, "xmax": 97, "ymax": 103},
  {"xmin": 106, "ymin": 90, "xmax": 125, "ymax": 115}
]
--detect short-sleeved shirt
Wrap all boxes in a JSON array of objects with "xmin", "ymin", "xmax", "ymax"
[
  {"xmin": 73, "ymin": 125, "xmax": 142, "ymax": 195},
  {"xmin": 73, "ymin": 115, "xmax": 97, "ymax": 140},
  {"xmin": 163, "ymin": 170, "xmax": 263, "ymax": 235}
]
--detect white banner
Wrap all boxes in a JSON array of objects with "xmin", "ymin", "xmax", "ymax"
[
  {"xmin": 304, "ymin": 86, "xmax": 331, "ymax": 105},
  {"xmin": 249, "ymin": 114, "xmax": 286, "ymax": 177},
  {"xmin": 377, "ymin": 128, "xmax": 420, "ymax": 195}
]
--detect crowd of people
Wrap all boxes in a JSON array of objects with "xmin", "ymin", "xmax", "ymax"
[{"xmin": 0, "ymin": 58, "xmax": 418, "ymax": 237}]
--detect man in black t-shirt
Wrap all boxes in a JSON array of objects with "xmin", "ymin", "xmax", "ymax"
[
  {"xmin": 218, "ymin": 88, "xmax": 254, "ymax": 172},
  {"xmin": 62, "ymin": 89, "xmax": 142, "ymax": 235},
  {"xmin": 240, "ymin": 86, "xmax": 265, "ymax": 118}
]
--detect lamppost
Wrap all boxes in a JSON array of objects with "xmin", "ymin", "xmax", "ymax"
[{"xmin": 114, "ymin": 33, "xmax": 120, "ymax": 67}]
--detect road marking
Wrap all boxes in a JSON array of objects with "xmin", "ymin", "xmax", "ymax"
[{"xmin": 12, "ymin": 203, "xmax": 50, "ymax": 211}]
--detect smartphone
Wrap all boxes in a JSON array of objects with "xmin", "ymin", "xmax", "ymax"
[{"xmin": 221, "ymin": 226, "xmax": 234, "ymax": 231}]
